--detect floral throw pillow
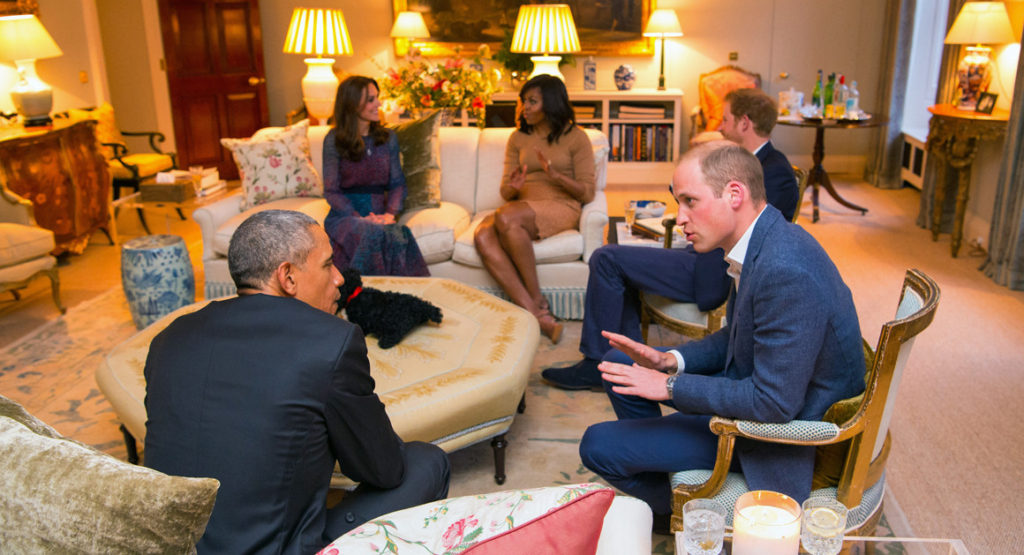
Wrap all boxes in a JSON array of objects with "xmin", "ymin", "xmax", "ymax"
[
  {"xmin": 319, "ymin": 483, "xmax": 613, "ymax": 554},
  {"xmin": 221, "ymin": 120, "xmax": 323, "ymax": 209}
]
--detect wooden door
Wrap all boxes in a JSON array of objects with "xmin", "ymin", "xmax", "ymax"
[{"xmin": 158, "ymin": 0, "xmax": 268, "ymax": 179}]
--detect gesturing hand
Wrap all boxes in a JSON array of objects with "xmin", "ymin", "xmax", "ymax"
[
  {"xmin": 602, "ymin": 331, "xmax": 677, "ymax": 373},
  {"xmin": 507, "ymin": 164, "xmax": 527, "ymax": 191},
  {"xmin": 599, "ymin": 361, "xmax": 671, "ymax": 401},
  {"xmin": 366, "ymin": 213, "xmax": 396, "ymax": 225}
]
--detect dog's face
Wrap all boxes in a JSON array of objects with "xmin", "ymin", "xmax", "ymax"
[{"xmin": 336, "ymin": 268, "xmax": 363, "ymax": 309}]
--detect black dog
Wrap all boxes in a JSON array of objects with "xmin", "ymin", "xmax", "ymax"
[{"xmin": 336, "ymin": 269, "xmax": 443, "ymax": 349}]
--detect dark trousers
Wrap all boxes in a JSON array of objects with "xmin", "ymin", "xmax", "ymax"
[
  {"xmin": 580, "ymin": 245, "xmax": 729, "ymax": 361},
  {"xmin": 325, "ymin": 441, "xmax": 450, "ymax": 539},
  {"xmin": 579, "ymin": 348, "xmax": 739, "ymax": 516}
]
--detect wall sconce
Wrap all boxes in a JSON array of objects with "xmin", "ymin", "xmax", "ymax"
[
  {"xmin": 283, "ymin": 8, "xmax": 353, "ymax": 123},
  {"xmin": 944, "ymin": 1, "xmax": 1016, "ymax": 110},
  {"xmin": 510, "ymin": 4, "xmax": 581, "ymax": 81},
  {"xmin": 391, "ymin": 11, "xmax": 430, "ymax": 57},
  {"xmin": 0, "ymin": 14, "xmax": 64, "ymax": 127},
  {"xmin": 643, "ymin": 9, "xmax": 683, "ymax": 91}
]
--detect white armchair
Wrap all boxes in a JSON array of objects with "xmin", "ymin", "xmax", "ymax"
[{"xmin": 0, "ymin": 183, "xmax": 65, "ymax": 313}]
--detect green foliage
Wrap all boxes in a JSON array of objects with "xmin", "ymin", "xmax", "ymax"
[{"xmin": 491, "ymin": 29, "xmax": 575, "ymax": 74}]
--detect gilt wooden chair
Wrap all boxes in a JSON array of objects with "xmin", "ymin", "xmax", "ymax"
[
  {"xmin": 667, "ymin": 269, "xmax": 940, "ymax": 543},
  {"xmin": 690, "ymin": 65, "xmax": 762, "ymax": 142}
]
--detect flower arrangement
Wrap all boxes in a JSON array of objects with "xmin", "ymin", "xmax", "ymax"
[{"xmin": 381, "ymin": 46, "xmax": 501, "ymax": 128}]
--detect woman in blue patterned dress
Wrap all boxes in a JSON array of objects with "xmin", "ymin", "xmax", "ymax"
[{"xmin": 322, "ymin": 76, "xmax": 428, "ymax": 276}]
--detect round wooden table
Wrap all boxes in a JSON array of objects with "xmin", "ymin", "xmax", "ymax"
[{"xmin": 777, "ymin": 114, "xmax": 887, "ymax": 222}]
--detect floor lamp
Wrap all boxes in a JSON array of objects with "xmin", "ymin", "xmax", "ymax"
[
  {"xmin": 0, "ymin": 14, "xmax": 63, "ymax": 127},
  {"xmin": 643, "ymin": 9, "xmax": 683, "ymax": 91},
  {"xmin": 283, "ymin": 8, "xmax": 353, "ymax": 124},
  {"xmin": 510, "ymin": 4, "xmax": 581, "ymax": 81}
]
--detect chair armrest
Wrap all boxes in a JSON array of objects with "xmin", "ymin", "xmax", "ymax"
[
  {"xmin": 710, "ymin": 415, "xmax": 862, "ymax": 446},
  {"xmin": 581, "ymin": 189, "xmax": 608, "ymax": 263},
  {"xmin": 192, "ymin": 193, "xmax": 245, "ymax": 261},
  {"xmin": 0, "ymin": 186, "xmax": 34, "ymax": 225},
  {"xmin": 121, "ymin": 130, "xmax": 169, "ymax": 154}
]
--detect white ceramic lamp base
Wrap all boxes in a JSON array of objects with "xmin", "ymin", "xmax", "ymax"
[
  {"xmin": 301, "ymin": 57, "xmax": 339, "ymax": 123},
  {"xmin": 528, "ymin": 55, "xmax": 564, "ymax": 81}
]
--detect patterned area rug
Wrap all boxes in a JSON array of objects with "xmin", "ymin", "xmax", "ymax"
[{"xmin": 0, "ymin": 287, "xmax": 907, "ymax": 553}]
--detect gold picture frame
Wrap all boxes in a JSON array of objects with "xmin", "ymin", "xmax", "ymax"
[
  {"xmin": 392, "ymin": 0, "xmax": 654, "ymax": 57},
  {"xmin": 0, "ymin": 0, "xmax": 39, "ymax": 16}
]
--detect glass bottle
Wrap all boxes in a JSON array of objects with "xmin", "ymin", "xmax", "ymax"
[
  {"xmin": 834, "ymin": 75, "xmax": 848, "ymax": 118},
  {"xmin": 823, "ymin": 73, "xmax": 836, "ymax": 118},
  {"xmin": 846, "ymin": 80, "xmax": 860, "ymax": 117},
  {"xmin": 811, "ymin": 69, "xmax": 823, "ymax": 110}
]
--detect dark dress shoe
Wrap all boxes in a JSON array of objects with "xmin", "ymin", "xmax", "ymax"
[
  {"xmin": 541, "ymin": 358, "xmax": 604, "ymax": 391},
  {"xmin": 652, "ymin": 512, "xmax": 672, "ymax": 535}
]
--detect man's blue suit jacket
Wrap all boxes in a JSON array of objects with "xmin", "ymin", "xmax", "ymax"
[
  {"xmin": 672, "ymin": 206, "xmax": 865, "ymax": 501},
  {"xmin": 692, "ymin": 141, "xmax": 798, "ymax": 310}
]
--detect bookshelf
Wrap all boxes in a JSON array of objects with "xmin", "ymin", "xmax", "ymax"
[{"xmin": 487, "ymin": 89, "xmax": 684, "ymax": 186}]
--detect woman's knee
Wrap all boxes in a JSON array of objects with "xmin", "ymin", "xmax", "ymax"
[{"xmin": 493, "ymin": 203, "xmax": 533, "ymax": 234}]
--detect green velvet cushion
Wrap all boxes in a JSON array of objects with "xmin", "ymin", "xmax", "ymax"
[
  {"xmin": 393, "ymin": 110, "xmax": 443, "ymax": 213},
  {"xmin": 0, "ymin": 395, "xmax": 219, "ymax": 554}
]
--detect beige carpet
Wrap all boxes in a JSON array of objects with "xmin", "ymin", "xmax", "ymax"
[{"xmin": 2, "ymin": 178, "xmax": 1021, "ymax": 552}]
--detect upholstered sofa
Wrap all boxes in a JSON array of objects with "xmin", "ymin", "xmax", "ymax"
[{"xmin": 194, "ymin": 122, "xmax": 609, "ymax": 319}]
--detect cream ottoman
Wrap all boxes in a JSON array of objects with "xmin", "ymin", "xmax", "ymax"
[{"xmin": 96, "ymin": 277, "xmax": 539, "ymax": 484}]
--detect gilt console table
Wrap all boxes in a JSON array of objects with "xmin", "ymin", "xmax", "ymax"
[
  {"xmin": 925, "ymin": 104, "xmax": 1008, "ymax": 257},
  {"xmin": 0, "ymin": 120, "xmax": 111, "ymax": 254}
]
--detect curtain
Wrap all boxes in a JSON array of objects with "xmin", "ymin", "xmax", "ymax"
[
  {"xmin": 980, "ymin": 28, "xmax": 1024, "ymax": 290},
  {"xmin": 916, "ymin": 0, "xmax": 967, "ymax": 230},
  {"xmin": 864, "ymin": 0, "xmax": 916, "ymax": 189}
]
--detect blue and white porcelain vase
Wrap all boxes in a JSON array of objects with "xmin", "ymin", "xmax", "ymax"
[
  {"xmin": 121, "ymin": 234, "xmax": 195, "ymax": 329},
  {"xmin": 614, "ymin": 65, "xmax": 636, "ymax": 91}
]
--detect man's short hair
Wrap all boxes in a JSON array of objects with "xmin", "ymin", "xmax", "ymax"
[
  {"xmin": 228, "ymin": 210, "xmax": 319, "ymax": 290},
  {"xmin": 724, "ymin": 88, "xmax": 778, "ymax": 137},
  {"xmin": 682, "ymin": 140, "xmax": 766, "ymax": 204}
]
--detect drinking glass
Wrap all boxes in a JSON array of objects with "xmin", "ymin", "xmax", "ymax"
[
  {"xmin": 800, "ymin": 498, "xmax": 848, "ymax": 555},
  {"xmin": 624, "ymin": 201, "xmax": 637, "ymax": 237},
  {"xmin": 681, "ymin": 498, "xmax": 726, "ymax": 555}
]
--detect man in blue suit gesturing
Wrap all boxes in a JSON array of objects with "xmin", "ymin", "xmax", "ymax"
[{"xmin": 579, "ymin": 141, "xmax": 865, "ymax": 532}]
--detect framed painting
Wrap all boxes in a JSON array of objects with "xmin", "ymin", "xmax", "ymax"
[
  {"xmin": 392, "ymin": 0, "xmax": 654, "ymax": 57},
  {"xmin": 0, "ymin": 0, "xmax": 38, "ymax": 16}
]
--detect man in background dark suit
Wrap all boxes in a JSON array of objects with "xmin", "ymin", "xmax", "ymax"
[
  {"xmin": 579, "ymin": 141, "xmax": 864, "ymax": 530},
  {"xmin": 144, "ymin": 210, "xmax": 449, "ymax": 554},
  {"xmin": 543, "ymin": 87, "xmax": 798, "ymax": 390}
]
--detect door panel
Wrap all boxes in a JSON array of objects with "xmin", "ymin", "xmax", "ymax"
[{"xmin": 159, "ymin": 0, "xmax": 268, "ymax": 179}]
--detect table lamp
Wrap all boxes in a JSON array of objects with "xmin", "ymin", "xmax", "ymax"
[
  {"xmin": 283, "ymin": 8, "xmax": 353, "ymax": 123},
  {"xmin": 510, "ymin": 4, "xmax": 581, "ymax": 81},
  {"xmin": 944, "ymin": 1, "xmax": 1016, "ymax": 110},
  {"xmin": 391, "ymin": 11, "xmax": 430, "ymax": 57},
  {"xmin": 0, "ymin": 14, "xmax": 63, "ymax": 127},
  {"xmin": 643, "ymin": 9, "xmax": 683, "ymax": 91}
]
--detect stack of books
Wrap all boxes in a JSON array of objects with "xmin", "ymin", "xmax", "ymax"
[
  {"xmin": 574, "ymin": 104, "xmax": 598, "ymax": 119},
  {"xmin": 617, "ymin": 104, "xmax": 667, "ymax": 119}
]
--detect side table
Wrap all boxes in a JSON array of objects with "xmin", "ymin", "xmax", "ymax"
[
  {"xmin": 925, "ymin": 104, "xmax": 1008, "ymax": 257},
  {"xmin": 120, "ymin": 234, "xmax": 195, "ymax": 329}
]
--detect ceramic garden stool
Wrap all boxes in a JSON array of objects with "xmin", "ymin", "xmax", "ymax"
[
  {"xmin": 97, "ymin": 277, "xmax": 539, "ymax": 483},
  {"xmin": 120, "ymin": 234, "xmax": 195, "ymax": 330}
]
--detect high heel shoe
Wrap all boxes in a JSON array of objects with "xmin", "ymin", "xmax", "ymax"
[{"xmin": 537, "ymin": 310, "xmax": 563, "ymax": 344}]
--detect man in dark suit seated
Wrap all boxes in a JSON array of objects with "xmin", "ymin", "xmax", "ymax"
[
  {"xmin": 543, "ymin": 88, "xmax": 799, "ymax": 390},
  {"xmin": 579, "ymin": 141, "xmax": 865, "ymax": 530},
  {"xmin": 144, "ymin": 209, "xmax": 450, "ymax": 554}
]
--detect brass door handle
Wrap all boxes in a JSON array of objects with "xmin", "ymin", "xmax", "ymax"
[
  {"xmin": 248, "ymin": 76, "xmax": 266, "ymax": 86},
  {"xmin": 778, "ymin": 72, "xmax": 790, "ymax": 80}
]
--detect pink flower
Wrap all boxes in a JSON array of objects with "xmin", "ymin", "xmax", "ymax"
[
  {"xmin": 268, "ymin": 156, "xmax": 281, "ymax": 168},
  {"xmin": 420, "ymin": 94, "xmax": 434, "ymax": 107},
  {"xmin": 318, "ymin": 547, "xmax": 340, "ymax": 555},
  {"xmin": 432, "ymin": 79, "xmax": 446, "ymax": 91},
  {"xmin": 442, "ymin": 517, "xmax": 478, "ymax": 549}
]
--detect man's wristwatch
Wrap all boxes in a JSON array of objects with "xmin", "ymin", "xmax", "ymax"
[{"xmin": 665, "ymin": 372, "xmax": 677, "ymax": 399}]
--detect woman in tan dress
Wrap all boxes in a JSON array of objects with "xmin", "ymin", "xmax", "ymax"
[{"xmin": 474, "ymin": 75, "xmax": 596, "ymax": 343}]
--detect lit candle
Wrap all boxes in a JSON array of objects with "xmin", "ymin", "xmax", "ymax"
[{"xmin": 732, "ymin": 491, "xmax": 801, "ymax": 555}]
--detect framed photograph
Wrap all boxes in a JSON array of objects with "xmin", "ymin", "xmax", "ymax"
[
  {"xmin": 976, "ymin": 92, "xmax": 997, "ymax": 114},
  {"xmin": 392, "ymin": 0, "xmax": 654, "ymax": 57}
]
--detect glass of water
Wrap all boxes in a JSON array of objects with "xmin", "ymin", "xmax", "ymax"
[
  {"xmin": 801, "ymin": 497, "xmax": 848, "ymax": 555},
  {"xmin": 624, "ymin": 201, "xmax": 637, "ymax": 237},
  {"xmin": 681, "ymin": 498, "xmax": 726, "ymax": 555}
]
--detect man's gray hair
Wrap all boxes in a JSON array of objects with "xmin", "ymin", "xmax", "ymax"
[{"xmin": 228, "ymin": 210, "xmax": 320, "ymax": 290}]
